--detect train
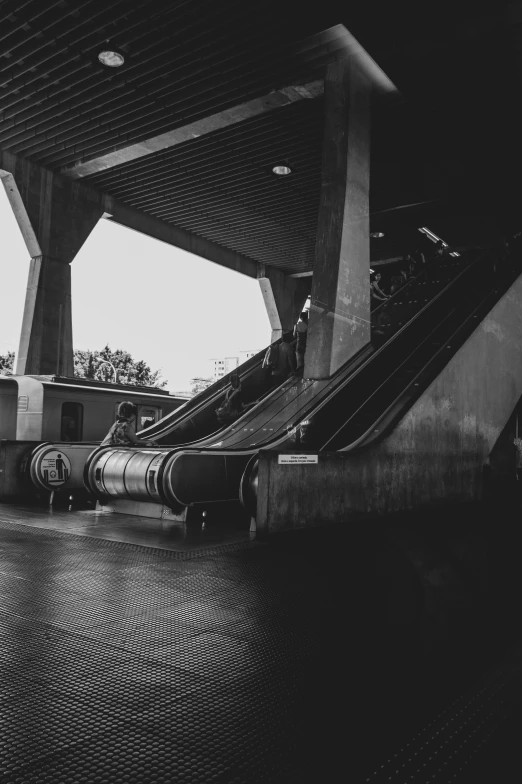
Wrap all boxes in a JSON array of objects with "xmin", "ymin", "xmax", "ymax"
[
  {"xmin": 0, "ymin": 373, "xmax": 189, "ymax": 501},
  {"xmin": 0, "ymin": 373, "xmax": 189, "ymax": 442}
]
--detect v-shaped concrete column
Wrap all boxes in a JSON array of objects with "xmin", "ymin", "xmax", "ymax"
[
  {"xmin": 257, "ymin": 266, "xmax": 310, "ymax": 342},
  {"xmin": 1, "ymin": 153, "xmax": 105, "ymax": 376},
  {"xmin": 304, "ymin": 57, "xmax": 371, "ymax": 379}
]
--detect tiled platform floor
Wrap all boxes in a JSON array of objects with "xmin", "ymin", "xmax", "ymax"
[
  {"xmin": 0, "ymin": 503, "xmax": 521, "ymax": 782},
  {"xmin": 0, "ymin": 502, "xmax": 254, "ymax": 551}
]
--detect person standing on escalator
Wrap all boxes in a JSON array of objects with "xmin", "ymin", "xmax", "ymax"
[
  {"xmin": 370, "ymin": 272, "xmax": 389, "ymax": 309},
  {"xmin": 267, "ymin": 331, "xmax": 296, "ymax": 382},
  {"xmin": 293, "ymin": 311, "xmax": 308, "ymax": 376},
  {"xmin": 216, "ymin": 371, "xmax": 244, "ymax": 425},
  {"xmin": 432, "ymin": 240, "xmax": 447, "ymax": 263}
]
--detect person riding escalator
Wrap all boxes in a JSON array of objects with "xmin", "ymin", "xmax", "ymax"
[
  {"xmin": 293, "ymin": 312, "xmax": 308, "ymax": 376},
  {"xmin": 215, "ymin": 371, "xmax": 258, "ymax": 426},
  {"xmin": 263, "ymin": 331, "xmax": 296, "ymax": 382}
]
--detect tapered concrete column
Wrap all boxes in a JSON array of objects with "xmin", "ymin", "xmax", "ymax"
[
  {"xmin": 258, "ymin": 266, "xmax": 310, "ymax": 342},
  {"xmin": 1, "ymin": 151, "xmax": 105, "ymax": 375},
  {"xmin": 304, "ymin": 57, "xmax": 371, "ymax": 379},
  {"xmin": 16, "ymin": 256, "xmax": 73, "ymax": 376}
]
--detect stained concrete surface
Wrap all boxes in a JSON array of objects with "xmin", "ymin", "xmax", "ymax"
[{"xmin": 0, "ymin": 501, "xmax": 521, "ymax": 781}]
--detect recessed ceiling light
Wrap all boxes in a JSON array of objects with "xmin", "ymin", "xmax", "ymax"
[
  {"xmin": 272, "ymin": 164, "xmax": 292, "ymax": 176},
  {"xmin": 97, "ymin": 46, "xmax": 125, "ymax": 68},
  {"xmin": 370, "ymin": 231, "xmax": 385, "ymax": 238}
]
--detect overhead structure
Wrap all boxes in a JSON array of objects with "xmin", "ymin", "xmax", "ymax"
[{"xmin": 1, "ymin": 1, "xmax": 521, "ymax": 375}]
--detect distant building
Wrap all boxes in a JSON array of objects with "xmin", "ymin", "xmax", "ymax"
[
  {"xmin": 210, "ymin": 350, "xmax": 262, "ymax": 381},
  {"xmin": 210, "ymin": 356, "xmax": 239, "ymax": 381},
  {"xmin": 238, "ymin": 349, "xmax": 260, "ymax": 364}
]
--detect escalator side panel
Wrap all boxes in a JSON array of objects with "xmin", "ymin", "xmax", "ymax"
[
  {"xmin": 338, "ymin": 271, "xmax": 522, "ymax": 509},
  {"xmin": 162, "ymin": 451, "xmax": 250, "ymax": 507}
]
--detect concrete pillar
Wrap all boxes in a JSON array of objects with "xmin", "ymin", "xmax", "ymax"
[
  {"xmin": 257, "ymin": 266, "xmax": 310, "ymax": 342},
  {"xmin": 1, "ymin": 153, "xmax": 105, "ymax": 375},
  {"xmin": 16, "ymin": 256, "xmax": 74, "ymax": 376},
  {"xmin": 304, "ymin": 57, "xmax": 371, "ymax": 379}
]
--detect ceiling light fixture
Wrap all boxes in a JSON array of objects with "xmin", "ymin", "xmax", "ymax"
[
  {"xmin": 97, "ymin": 45, "xmax": 126, "ymax": 68},
  {"xmin": 370, "ymin": 232, "xmax": 385, "ymax": 238},
  {"xmin": 272, "ymin": 164, "xmax": 292, "ymax": 176}
]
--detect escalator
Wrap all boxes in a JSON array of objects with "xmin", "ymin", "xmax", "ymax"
[
  {"xmin": 85, "ymin": 246, "xmax": 519, "ymax": 514},
  {"xmin": 22, "ymin": 339, "xmax": 287, "ymax": 495},
  {"xmin": 137, "ymin": 341, "xmax": 281, "ymax": 445}
]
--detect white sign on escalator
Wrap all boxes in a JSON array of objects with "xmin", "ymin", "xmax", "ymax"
[{"xmin": 278, "ymin": 454, "xmax": 318, "ymax": 464}]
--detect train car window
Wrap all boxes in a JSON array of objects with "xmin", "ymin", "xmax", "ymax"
[
  {"xmin": 138, "ymin": 406, "xmax": 160, "ymax": 429},
  {"xmin": 61, "ymin": 402, "xmax": 83, "ymax": 441}
]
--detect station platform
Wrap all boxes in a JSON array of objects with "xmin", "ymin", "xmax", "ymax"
[{"xmin": 0, "ymin": 502, "xmax": 521, "ymax": 782}]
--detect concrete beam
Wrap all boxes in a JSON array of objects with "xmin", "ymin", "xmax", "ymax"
[
  {"xmin": 104, "ymin": 199, "xmax": 259, "ymax": 279},
  {"xmin": 61, "ymin": 80, "xmax": 324, "ymax": 180},
  {"xmin": 60, "ymin": 24, "xmax": 399, "ymax": 181},
  {"xmin": 1, "ymin": 148, "xmax": 260, "ymax": 279}
]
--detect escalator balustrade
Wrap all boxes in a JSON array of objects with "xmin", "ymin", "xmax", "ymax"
[{"xmin": 85, "ymin": 249, "xmax": 504, "ymax": 511}]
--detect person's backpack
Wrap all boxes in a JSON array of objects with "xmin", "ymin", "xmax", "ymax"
[{"xmin": 263, "ymin": 343, "xmax": 279, "ymax": 370}]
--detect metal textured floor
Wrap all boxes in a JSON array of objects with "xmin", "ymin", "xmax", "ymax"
[
  {"xmin": 0, "ymin": 503, "xmax": 521, "ymax": 782},
  {"xmin": 0, "ymin": 503, "xmax": 254, "ymax": 552}
]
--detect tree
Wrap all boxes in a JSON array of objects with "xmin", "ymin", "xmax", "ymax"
[
  {"xmin": 1, "ymin": 347, "xmax": 167, "ymax": 387},
  {"xmin": 0, "ymin": 351, "xmax": 15, "ymax": 375},
  {"xmin": 190, "ymin": 377, "xmax": 214, "ymax": 395},
  {"xmin": 74, "ymin": 345, "xmax": 167, "ymax": 387}
]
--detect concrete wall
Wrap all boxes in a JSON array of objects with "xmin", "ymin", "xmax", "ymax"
[
  {"xmin": 377, "ymin": 273, "xmax": 522, "ymax": 508},
  {"xmin": 256, "ymin": 274, "xmax": 522, "ymax": 536},
  {"xmin": 0, "ymin": 440, "xmax": 39, "ymax": 500}
]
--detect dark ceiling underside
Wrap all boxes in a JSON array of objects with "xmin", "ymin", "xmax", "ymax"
[
  {"xmin": 87, "ymin": 99, "xmax": 324, "ymax": 273},
  {"xmin": 1, "ymin": 0, "xmax": 521, "ymax": 273}
]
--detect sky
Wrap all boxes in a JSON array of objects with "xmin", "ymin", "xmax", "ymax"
[{"xmin": 0, "ymin": 184, "xmax": 272, "ymax": 391}]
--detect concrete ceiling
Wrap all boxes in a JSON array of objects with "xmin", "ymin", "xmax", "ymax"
[{"xmin": 1, "ymin": 0, "xmax": 521, "ymax": 272}]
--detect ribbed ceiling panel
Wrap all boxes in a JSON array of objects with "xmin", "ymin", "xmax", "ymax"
[
  {"xmin": 0, "ymin": 0, "xmax": 337, "ymax": 169},
  {"xmin": 86, "ymin": 99, "xmax": 324, "ymax": 273},
  {"xmin": 1, "ymin": 1, "xmax": 521, "ymax": 273}
]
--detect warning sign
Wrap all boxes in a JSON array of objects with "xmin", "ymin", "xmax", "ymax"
[
  {"xmin": 278, "ymin": 454, "xmax": 318, "ymax": 465},
  {"xmin": 39, "ymin": 450, "xmax": 71, "ymax": 487}
]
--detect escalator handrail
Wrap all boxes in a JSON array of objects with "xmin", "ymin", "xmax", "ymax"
[
  {"xmin": 142, "ymin": 255, "xmax": 458, "ymax": 440},
  {"xmin": 321, "ymin": 304, "xmax": 461, "ymax": 450},
  {"xmin": 304, "ymin": 249, "xmax": 491, "ymax": 445},
  {"xmin": 171, "ymin": 249, "xmax": 485, "ymax": 455},
  {"xmin": 150, "ymin": 340, "xmax": 376, "ymax": 451},
  {"xmin": 137, "ymin": 338, "xmax": 282, "ymax": 438},
  {"xmin": 372, "ymin": 249, "xmax": 469, "ymax": 320},
  {"xmin": 337, "ymin": 250, "xmax": 518, "ymax": 453},
  {"xmin": 140, "ymin": 253, "xmax": 464, "ymax": 441}
]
